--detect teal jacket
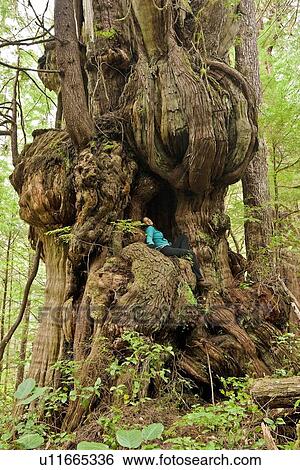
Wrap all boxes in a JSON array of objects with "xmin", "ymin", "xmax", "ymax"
[{"xmin": 145, "ymin": 226, "xmax": 170, "ymax": 250}]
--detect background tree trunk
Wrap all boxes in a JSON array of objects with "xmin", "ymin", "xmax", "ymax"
[
  {"xmin": 236, "ymin": 0, "xmax": 274, "ymax": 279},
  {"xmin": 4, "ymin": 243, "xmax": 14, "ymax": 394},
  {"xmin": 15, "ymin": 253, "xmax": 33, "ymax": 388},
  {"xmin": 0, "ymin": 231, "xmax": 12, "ymax": 378}
]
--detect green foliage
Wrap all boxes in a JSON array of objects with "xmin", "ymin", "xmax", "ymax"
[
  {"xmin": 95, "ymin": 28, "xmax": 118, "ymax": 40},
  {"xmin": 97, "ymin": 408, "xmax": 123, "ymax": 448},
  {"xmin": 81, "ymin": 422, "xmax": 164, "ymax": 450},
  {"xmin": 116, "ymin": 429, "xmax": 143, "ymax": 449},
  {"xmin": 45, "ymin": 226, "xmax": 73, "ymax": 244},
  {"xmin": 49, "ymin": 360, "xmax": 102, "ymax": 410},
  {"xmin": 167, "ymin": 377, "xmax": 264, "ymax": 449},
  {"xmin": 177, "ymin": 282, "xmax": 197, "ymax": 306},
  {"xmin": 14, "ymin": 378, "xmax": 36, "ymax": 400},
  {"xmin": 260, "ymin": 27, "xmax": 300, "ymax": 255},
  {"xmin": 263, "ymin": 417, "xmax": 285, "ymax": 431},
  {"xmin": 77, "ymin": 441, "xmax": 109, "ymax": 450},
  {"xmin": 3, "ymin": 363, "xmax": 101, "ymax": 449},
  {"xmin": 107, "ymin": 331, "xmax": 173, "ymax": 405},
  {"xmin": 142, "ymin": 423, "xmax": 164, "ymax": 441},
  {"xmin": 14, "ymin": 378, "xmax": 48, "ymax": 405},
  {"xmin": 16, "ymin": 433, "xmax": 44, "ymax": 450},
  {"xmin": 111, "ymin": 219, "xmax": 144, "ymax": 234},
  {"xmin": 274, "ymin": 332, "xmax": 300, "ymax": 360}
]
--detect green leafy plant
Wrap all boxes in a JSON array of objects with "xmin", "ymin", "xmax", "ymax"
[
  {"xmin": 116, "ymin": 429, "xmax": 143, "ymax": 449},
  {"xmin": 167, "ymin": 377, "xmax": 264, "ymax": 449},
  {"xmin": 107, "ymin": 331, "xmax": 173, "ymax": 405},
  {"xmin": 16, "ymin": 433, "xmax": 44, "ymax": 450},
  {"xmin": 14, "ymin": 378, "xmax": 36, "ymax": 400},
  {"xmin": 77, "ymin": 441, "xmax": 109, "ymax": 450},
  {"xmin": 95, "ymin": 28, "xmax": 118, "ymax": 40},
  {"xmin": 14, "ymin": 378, "xmax": 48, "ymax": 405},
  {"xmin": 263, "ymin": 417, "xmax": 285, "ymax": 431},
  {"xmin": 45, "ymin": 226, "xmax": 73, "ymax": 244},
  {"xmin": 77, "ymin": 422, "xmax": 164, "ymax": 450},
  {"xmin": 97, "ymin": 407, "xmax": 123, "ymax": 448},
  {"xmin": 111, "ymin": 219, "xmax": 144, "ymax": 234}
]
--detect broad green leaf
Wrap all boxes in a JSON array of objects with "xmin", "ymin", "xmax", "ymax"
[
  {"xmin": 77, "ymin": 441, "xmax": 109, "ymax": 450},
  {"xmin": 116, "ymin": 429, "xmax": 143, "ymax": 449},
  {"xmin": 16, "ymin": 433, "xmax": 44, "ymax": 449},
  {"xmin": 14, "ymin": 378, "xmax": 36, "ymax": 400},
  {"xmin": 20, "ymin": 387, "xmax": 48, "ymax": 405},
  {"xmin": 263, "ymin": 418, "xmax": 274, "ymax": 426},
  {"xmin": 142, "ymin": 423, "xmax": 164, "ymax": 441}
]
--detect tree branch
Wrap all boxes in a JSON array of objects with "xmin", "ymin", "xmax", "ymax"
[
  {"xmin": 11, "ymin": 65, "xmax": 19, "ymax": 165},
  {"xmin": 23, "ymin": 71, "xmax": 57, "ymax": 106},
  {"xmin": 0, "ymin": 34, "xmax": 53, "ymax": 49},
  {"xmin": 0, "ymin": 59, "xmax": 59, "ymax": 74}
]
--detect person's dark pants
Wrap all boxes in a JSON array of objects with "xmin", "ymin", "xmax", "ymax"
[{"xmin": 160, "ymin": 235, "xmax": 203, "ymax": 280}]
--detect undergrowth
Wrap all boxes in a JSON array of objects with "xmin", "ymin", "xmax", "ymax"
[{"xmin": 1, "ymin": 331, "xmax": 299, "ymax": 450}]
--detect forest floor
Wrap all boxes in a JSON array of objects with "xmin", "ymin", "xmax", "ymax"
[
  {"xmin": 1, "ymin": 335, "xmax": 300, "ymax": 450},
  {"xmin": 72, "ymin": 376, "xmax": 299, "ymax": 451}
]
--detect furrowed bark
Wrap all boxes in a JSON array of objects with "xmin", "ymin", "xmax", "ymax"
[
  {"xmin": 54, "ymin": 0, "xmax": 95, "ymax": 148},
  {"xmin": 236, "ymin": 0, "xmax": 274, "ymax": 279}
]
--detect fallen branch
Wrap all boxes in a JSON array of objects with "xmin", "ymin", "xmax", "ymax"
[{"xmin": 251, "ymin": 376, "xmax": 300, "ymax": 409}]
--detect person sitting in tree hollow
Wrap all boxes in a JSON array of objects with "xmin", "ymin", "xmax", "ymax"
[{"xmin": 142, "ymin": 217, "xmax": 210, "ymax": 288}]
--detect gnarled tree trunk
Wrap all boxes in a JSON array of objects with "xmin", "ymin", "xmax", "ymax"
[{"xmin": 10, "ymin": 0, "xmax": 298, "ymax": 432}]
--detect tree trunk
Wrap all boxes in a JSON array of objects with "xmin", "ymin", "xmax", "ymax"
[
  {"xmin": 54, "ymin": 0, "xmax": 95, "ymax": 147},
  {"xmin": 15, "ymin": 253, "xmax": 33, "ymax": 388},
  {"xmin": 10, "ymin": 0, "xmax": 298, "ymax": 433},
  {"xmin": 236, "ymin": 0, "xmax": 274, "ymax": 279},
  {"xmin": 0, "ymin": 242, "xmax": 41, "ymax": 364},
  {"xmin": 4, "ymin": 241, "xmax": 14, "ymax": 395},
  {"xmin": 0, "ymin": 231, "xmax": 12, "ymax": 379}
]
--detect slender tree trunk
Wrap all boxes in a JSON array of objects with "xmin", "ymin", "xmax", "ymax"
[
  {"xmin": 0, "ymin": 231, "xmax": 12, "ymax": 379},
  {"xmin": 236, "ymin": 0, "xmax": 274, "ymax": 279},
  {"xmin": 0, "ymin": 241, "xmax": 41, "ymax": 363},
  {"xmin": 15, "ymin": 253, "xmax": 33, "ymax": 388},
  {"xmin": 4, "ymin": 243, "xmax": 14, "ymax": 394}
]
